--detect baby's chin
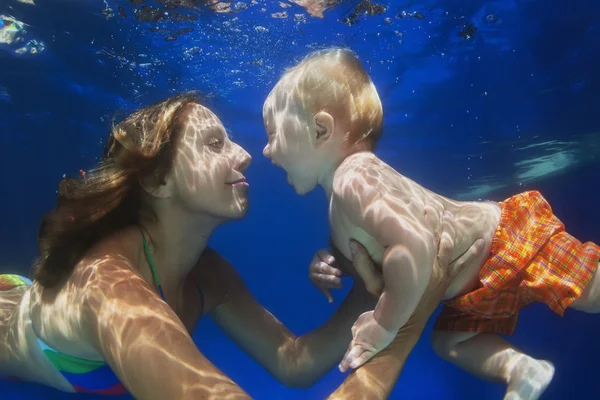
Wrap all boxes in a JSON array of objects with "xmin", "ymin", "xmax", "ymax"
[
  {"xmin": 292, "ymin": 180, "xmax": 317, "ymax": 196},
  {"xmin": 284, "ymin": 169, "xmax": 317, "ymax": 195}
]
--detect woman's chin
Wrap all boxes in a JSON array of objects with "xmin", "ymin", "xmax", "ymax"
[{"xmin": 226, "ymin": 198, "xmax": 250, "ymax": 220}]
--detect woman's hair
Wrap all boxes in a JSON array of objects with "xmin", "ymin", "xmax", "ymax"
[{"xmin": 33, "ymin": 91, "xmax": 201, "ymax": 288}]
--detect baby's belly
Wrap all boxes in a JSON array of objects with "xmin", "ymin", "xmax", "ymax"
[
  {"xmin": 332, "ymin": 226, "xmax": 493, "ymax": 300},
  {"xmin": 443, "ymin": 202, "xmax": 501, "ymax": 299},
  {"xmin": 442, "ymin": 239, "xmax": 493, "ymax": 299},
  {"xmin": 330, "ymin": 201, "xmax": 499, "ymax": 300}
]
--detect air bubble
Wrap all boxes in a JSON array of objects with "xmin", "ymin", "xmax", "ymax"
[{"xmin": 233, "ymin": 2, "xmax": 247, "ymax": 11}]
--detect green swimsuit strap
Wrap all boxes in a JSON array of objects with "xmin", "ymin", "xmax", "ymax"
[{"xmin": 140, "ymin": 229, "xmax": 166, "ymax": 301}]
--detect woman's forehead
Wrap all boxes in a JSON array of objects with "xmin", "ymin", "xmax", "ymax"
[{"xmin": 185, "ymin": 104, "xmax": 223, "ymax": 131}]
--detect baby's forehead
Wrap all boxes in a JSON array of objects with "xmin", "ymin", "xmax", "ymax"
[
  {"xmin": 262, "ymin": 91, "xmax": 279, "ymax": 121},
  {"xmin": 264, "ymin": 83, "xmax": 303, "ymax": 116}
]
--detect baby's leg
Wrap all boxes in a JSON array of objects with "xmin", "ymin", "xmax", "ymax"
[
  {"xmin": 571, "ymin": 261, "xmax": 600, "ymax": 313},
  {"xmin": 431, "ymin": 331, "xmax": 554, "ymax": 400}
]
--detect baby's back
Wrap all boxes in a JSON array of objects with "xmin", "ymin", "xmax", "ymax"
[{"xmin": 329, "ymin": 152, "xmax": 501, "ymax": 298}]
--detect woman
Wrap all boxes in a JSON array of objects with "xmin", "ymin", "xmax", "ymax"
[
  {"xmin": 0, "ymin": 92, "xmax": 378, "ymax": 399},
  {"xmin": 0, "ymin": 92, "xmax": 461, "ymax": 399}
]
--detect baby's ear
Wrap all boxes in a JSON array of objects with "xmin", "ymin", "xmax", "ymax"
[{"xmin": 313, "ymin": 111, "xmax": 334, "ymax": 142}]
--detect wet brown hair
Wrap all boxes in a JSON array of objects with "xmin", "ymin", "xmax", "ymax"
[{"xmin": 33, "ymin": 91, "xmax": 201, "ymax": 288}]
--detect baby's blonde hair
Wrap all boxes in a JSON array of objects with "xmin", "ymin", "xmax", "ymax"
[{"xmin": 267, "ymin": 47, "xmax": 383, "ymax": 149}]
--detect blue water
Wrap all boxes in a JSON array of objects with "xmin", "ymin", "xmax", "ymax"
[{"xmin": 1, "ymin": 0, "xmax": 599, "ymax": 398}]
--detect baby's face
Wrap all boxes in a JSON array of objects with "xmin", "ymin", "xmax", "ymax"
[{"xmin": 262, "ymin": 87, "xmax": 324, "ymax": 195}]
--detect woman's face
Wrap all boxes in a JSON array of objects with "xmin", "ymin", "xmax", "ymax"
[{"xmin": 169, "ymin": 104, "xmax": 252, "ymax": 220}]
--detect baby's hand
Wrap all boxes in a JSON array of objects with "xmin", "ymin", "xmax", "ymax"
[
  {"xmin": 339, "ymin": 311, "xmax": 396, "ymax": 373},
  {"xmin": 309, "ymin": 249, "xmax": 343, "ymax": 303}
]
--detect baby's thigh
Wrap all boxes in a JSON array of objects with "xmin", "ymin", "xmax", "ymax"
[
  {"xmin": 430, "ymin": 330, "xmax": 478, "ymax": 357},
  {"xmin": 571, "ymin": 262, "xmax": 600, "ymax": 313}
]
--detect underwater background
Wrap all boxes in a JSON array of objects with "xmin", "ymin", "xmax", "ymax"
[{"xmin": 0, "ymin": 0, "xmax": 599, "ymax": 398}]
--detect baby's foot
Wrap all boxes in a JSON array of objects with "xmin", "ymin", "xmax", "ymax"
[{"xmin": 504, "ymin": 358, "xmax": 555, "ymax": 400}]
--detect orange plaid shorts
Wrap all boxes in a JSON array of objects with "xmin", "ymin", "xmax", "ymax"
[{"xmin": 434, "ymin": 190, "xmax": 600, "ymax": 336}]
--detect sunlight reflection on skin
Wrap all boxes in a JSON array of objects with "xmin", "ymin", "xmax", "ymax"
[
  {"xmin": 325, "ymin": 241, "xmax": 459, "ymax": 399},
  {"xmin": 319, "ymin": 134, "xmax": 600, "ymax": 400},
  {"xmin": 323, "ymin": 202, "xmax": 488, "ymax": 400},
  {"xmin": 82, "ymin": 255, "xmax": 248, "ymax": 399},
  {"xmin": 263, "ymin": 50, "xmax": 600, "ymax": 400},
  {"xmin": 2, "ymin": 96, "xmax": 379, "ymax": 398},
  {"xmin": 0, "ymin": 281, "xmax": 82, "ymax": 392},
  {"xmin": 0, "ymin": 104, "xmax": 253, "ymax": 399},
  {"xmin": 263, "ymin": 67, "xmax": 498, "ymax": 276},
  {"xmin": 261, "ymin": 54, "xmax": 508, "ymax": 397},
  {"xmin": 0, "ymin": 244, "xmax": 250, "ymax": 398},
  {"xmin": 171, "ymin": 105, "xmax": 250, "ymax": 220}
]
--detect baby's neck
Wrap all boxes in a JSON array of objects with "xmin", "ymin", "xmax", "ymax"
[
  {"xmin": 317, "ymin": 160, "xmax": 338, "ymax": 200},
  {"xmin": 318, "ymin": 148, "xmax": 374, "ymax": 200}
]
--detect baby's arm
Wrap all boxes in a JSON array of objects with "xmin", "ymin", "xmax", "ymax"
[
  {"xmin": 339, "ymin": 230, "xmax": 435, "ymax": 371},
  {"xmin": 374, "ymin": 237, "xmax": 434, "ymax": 333},
  {"xmin": 334, "ymin": 179, "xmax": 436, "ymax": 371},
  {"xmin": 331, "ymin": 235, "xmax": 487, "ymax": 399}
]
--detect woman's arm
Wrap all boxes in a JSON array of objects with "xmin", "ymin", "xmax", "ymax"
[
  {"xmin": 202, "ymin": 248, "xmax": 376, "ymax": 389},
  {"xmin": 328, "ymin": 237, "xmax": 486, "ymax": 399},
  {"xmin": 327, "ymin": 278, "xmax": 443, "ymax": 399},
  {"xmin": 81, "ymin": 259, "xmax": 252, "ymax": 400}
]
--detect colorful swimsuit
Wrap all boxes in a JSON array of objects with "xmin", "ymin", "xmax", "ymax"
[
  {"xmin": 2, "ymin": 232, "xmax": 205, "ymax": 395},
  {"xmin": 1, "ymin": 275, "xmax": 125, "ymax": 394}
]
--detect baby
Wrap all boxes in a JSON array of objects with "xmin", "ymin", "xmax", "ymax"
[{"xmin": 262, "ymin": 47, "xmax": 600, "ymax": 400}]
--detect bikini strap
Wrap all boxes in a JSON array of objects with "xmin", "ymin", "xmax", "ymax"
[{"xmin": 140, "ymin": 229, "xmax": 166, "ymax": 301}]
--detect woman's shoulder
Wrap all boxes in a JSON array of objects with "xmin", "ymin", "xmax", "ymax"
[
  {"xmin": 195, "ymin": 247, "xmax": 234, "ymax": 277},
  {"xmin": 190, "ymin": 248, "xmax": 242, "ymax": 310}
]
